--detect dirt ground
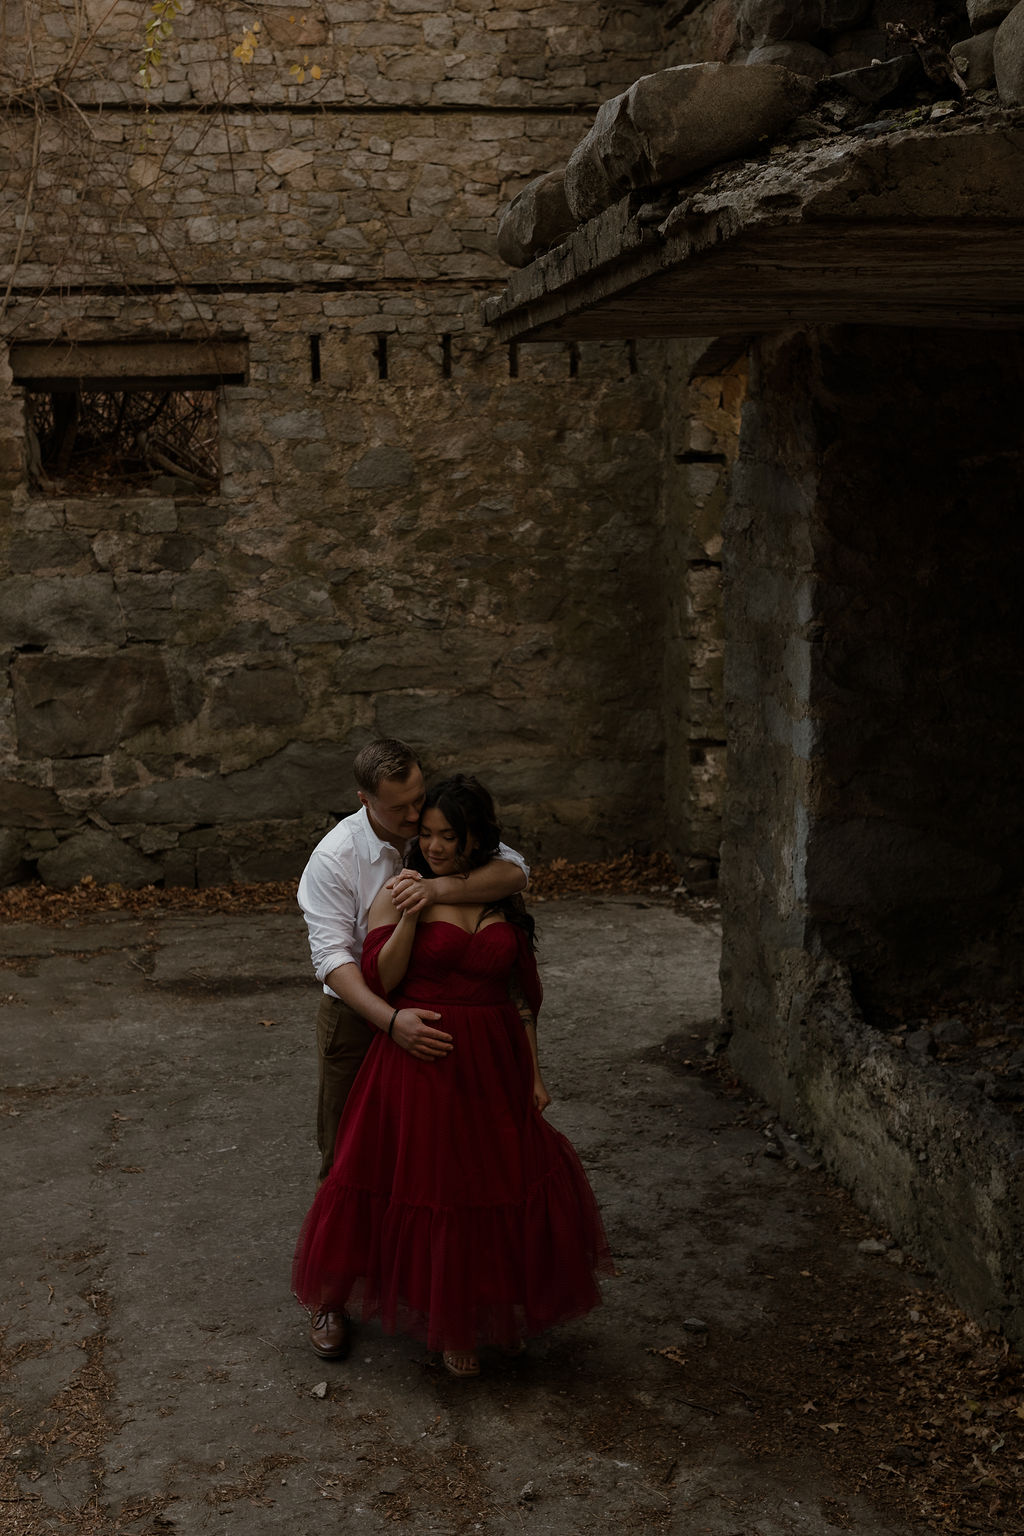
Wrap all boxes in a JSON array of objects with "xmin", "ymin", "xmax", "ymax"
[{"xmin": 2, "ymin": 892, "xmax": 1022, "ymax": 1536}]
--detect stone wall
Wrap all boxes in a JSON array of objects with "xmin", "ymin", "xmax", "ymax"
[
  {"xmin": 1, "ymin": 1, "xmax": 665, "ymax": 108},
  {"xmin": 0, "ymin": 1, "xmax": 682, "ymax": 886},
  {"xmin": 721, "ymin": 326, "xmax": 1024, "ymax": 1339}
]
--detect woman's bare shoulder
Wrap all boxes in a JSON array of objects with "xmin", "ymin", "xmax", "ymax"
[{"xmin": 367, "ymin": 882, "xmax": 402, "ymax": 928}]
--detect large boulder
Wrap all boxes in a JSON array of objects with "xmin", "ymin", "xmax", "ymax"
[
  {"xmin": 952, "ymin": 27, "xmax": 998, "ymax": 87},
  {"xmin": 563, "ymin": 63, "xmax": 813, "ymax": 225},
  {"xmin": 36, "ymin": 828, "xmax": 163, "ymax": 890},
  {"xmin": 746, "ymin": 41, "xmax": 834, "ymax": 77},
  {"xmin": 994, "ymin": 0, "xmax": 1024, "ymax": 101},
  {"xmin": 497, "ymin": 171, "xmax": 576, "ymax": 268},
  {"xmin": 968, "ymin": 0, "xmax": 1015, "ymax": 31}
]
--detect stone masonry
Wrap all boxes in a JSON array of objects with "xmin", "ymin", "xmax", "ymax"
[{"xmin": 0, "ymin": 2, "xmax": 729, "ymax": 886}]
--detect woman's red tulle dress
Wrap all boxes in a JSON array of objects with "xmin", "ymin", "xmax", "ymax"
[{"xmin": 291, "ymin": 919, "xmax": 612, "ymax": 1353}]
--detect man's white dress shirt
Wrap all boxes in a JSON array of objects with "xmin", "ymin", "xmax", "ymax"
[{"xmin": 297, "ymin": 806, "xmax": 529, "ymax": 999}]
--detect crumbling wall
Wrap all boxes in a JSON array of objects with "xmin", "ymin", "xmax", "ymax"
[
  {"xmin": 722, "ymin": 325, "xmax": 1024, "ymax": 1340},
  {"xmin": 0, "ymin": 3, "xmax": 673, "ymax": 886}
]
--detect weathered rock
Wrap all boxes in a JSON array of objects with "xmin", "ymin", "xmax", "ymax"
[
  {"xmin": 746, "ymin": 42, "xmax": 834, "ymax": 76},
  {"xmin": 738, "ymin": 0, "xmax": 821, "ymax": 45},
  {"xmin": 12, "ymin": 653, "xmax": 176, "ymax": 759},
  {"xmin": 36, "ymin": 828, "xmax": 163, "ymax": 890},
  {"xmin": 0, "ymin": 828, "xmax": 25, "ymax": 886},
  {"xmin": 0, "ymin": 574, "xmax": 124, "ymax": 649},
  {"xmin": 818, "ymin": 53, "xmax": 925, "ymax": 110},
  {"xmin": 951, "ymin": 28, "xmax": 998, "ymax": 88},
  {"xmin": 497, "ymin": 171, "xmax": 576, "ymax": 267},
  {"xmin": 206, "ymin": 666, "xmax": 306, "ymax": 731},
  {"xmin": 933, "ymin": 1016, "xmax": 971, "ymax": 1046},
  {"xmin": 905, "ymin": 1028, "xmax": 936, "ymax": 1060},
  {"xmin": 0, "ymin": 780, "xmax": 67, "ymax": 828},
  {"xmin": 738, "ymin": 0, "xmax": 870, "ymax": 46},
  {"xmin": 346, "ymin": 445, "xmax": 415, "ymax": 489},
  {"xmin": 994, "ymin": 0, "xmax": 1024, "ymax": 102},
  {"xmin": 564, "ymin": 63, "xmax": 813, "ymax": 224},
  {"xmin": 821, "ymin": 0, "xmax": 873, "ymax": 28},
  {"xmin": 828, "ymin": 29, "xmax": 889, "ymax": 71},
  {"xmin": 968, "ymin": 0, "xmax": 1015, "ymax": 31},
  {"xmin": 100, "ymin": 740, "xmax": 350, "ymax": 825}
]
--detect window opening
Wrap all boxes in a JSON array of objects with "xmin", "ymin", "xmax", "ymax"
[
  {"xmin": 441, "ymin": 333, "xmax": 453, "ymax": 379},
  {"xmin": 25, "ymin": 387, "xmax": 219, "ymax": 497},
  {"xmin": 375, "ymin": 333, "xmax": 389, "ymax": 380},
  {"xmin": 310, "ymin": 334, "xmax": 322, "ymax": 384},
  {"xmin": 568, "ymin": 342, "xmax": 580, "ymax": 378},
  {"xmin": 508, "ymin": 342, "xmax": 519, "ymax": 379}
]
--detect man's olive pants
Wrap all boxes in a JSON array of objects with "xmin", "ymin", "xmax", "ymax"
[{"xmin": 316, "ymin": 993, "xmax": 375, "ymax": 1184}]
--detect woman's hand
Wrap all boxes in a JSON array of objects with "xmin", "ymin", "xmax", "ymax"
[
  {"xmin": 388, "ymin": 870, "xmax": 437, "ymax": 915},
  {"xmin": 533, "ymin": 1074, "xmax": 551, "ymax": 1114}
]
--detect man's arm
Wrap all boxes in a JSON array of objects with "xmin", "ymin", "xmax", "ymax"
[{"xmin": 390, "ymin": 851, "xmax": 527, "ymax": 914}]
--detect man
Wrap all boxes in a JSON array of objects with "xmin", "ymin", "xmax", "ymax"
[{"xmin": 296, "ymin": 737, "xmax": 529, "ymax": 1359}]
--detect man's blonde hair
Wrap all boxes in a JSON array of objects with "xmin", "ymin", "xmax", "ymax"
[{"xmin": 353, "ymin": 738, "xmax": 421, "ymax": 795}]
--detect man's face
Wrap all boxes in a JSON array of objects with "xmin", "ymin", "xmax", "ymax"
[{"xmin": 360, "ymin": 767, "xmax": 426, "ymax": 847}]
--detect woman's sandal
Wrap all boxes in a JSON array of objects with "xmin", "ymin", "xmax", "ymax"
[{"xmin": 442, "ymin": 1350, "xmax": 480, "ymax": 1378}]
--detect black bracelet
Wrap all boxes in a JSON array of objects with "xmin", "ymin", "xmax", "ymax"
[{"xmin": 387, "ymin": 1008, "xmax": 399, "ymax": 1038}]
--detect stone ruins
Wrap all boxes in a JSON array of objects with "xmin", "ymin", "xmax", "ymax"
[{"xmin": 2, "ymin": 2, "xmax": 1023, "ymax": 1341}]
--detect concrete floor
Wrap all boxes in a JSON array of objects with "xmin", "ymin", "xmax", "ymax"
[{"xmin": 2, "ymin": 896, "xmax": 930, "ymax": 1535}]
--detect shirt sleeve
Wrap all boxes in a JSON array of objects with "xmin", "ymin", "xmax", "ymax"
[
  {"xmin": 296, "ymin": 842, "xmax": 362, "ymax": 983},
  {"xmin": 497, "ymin": 841, "xmax": 531, "ymax": 882}
]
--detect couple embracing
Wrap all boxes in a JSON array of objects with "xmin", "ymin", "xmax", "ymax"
[{"xmin": 291, "ymin": 738, "xmax": 611, "ymax": 1379}]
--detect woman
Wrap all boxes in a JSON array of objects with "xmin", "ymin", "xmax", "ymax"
[{"xmin": 292, "ymin": 774, "xmax": 611, "ymax": 1377}]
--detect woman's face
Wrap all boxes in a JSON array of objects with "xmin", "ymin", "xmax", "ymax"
[{"xmin": 419, "ymin": 805, "xmax": 475, "ymax": 876}]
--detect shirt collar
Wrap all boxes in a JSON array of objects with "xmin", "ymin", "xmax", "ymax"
[{"xmin": 356, "ymin": 804, "xmax": 405, "ymax": 862}]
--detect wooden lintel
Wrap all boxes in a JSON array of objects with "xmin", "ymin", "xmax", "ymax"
[{"xmin": 488, "ymin": 221, "xmax": 1024, "ymax": 341}]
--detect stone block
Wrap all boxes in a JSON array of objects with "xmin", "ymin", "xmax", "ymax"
[
  {"xmin": 206, "ymin": 665, "xmax": 306, "ymax": 730},
  {"xmin": 968, "ymin": 0, "xmax": 1015, "ymax": 29},
  {"xmin": 819, "ymin": 0, "xmax": 873, "ymax": 30},
  {"xmin": 994, "ymin": 0, "xmax": 1024, "ymax": 102},
  {"xmin": 12, "ymin": 653, "xmax": 175, "ymax": 758},
  {"xmin": 951, "ymin": 27, "xmax": 998, "ymax": 87},
  {"xmin": 100, "ymin": 740, "xmax": 351, "ymax": 825},
  {"xmin": 0, "ymin": 575, "xmax": 124, "ymax": 649},
  {"xmin": 746, "ymin": 42, "xmax": 834, "ymax": 76},
  {"xmin": 0, "ymin": 780, "xmax": 67, "ymax": 828},
  {"xmin": 818, "ymin": 52, "xmax": 925, "ymax": 108},
  {"xmin": 496, "ymin": 171, "xmax": 575, "ymax": 268},
  {"xmin": 738, "ymin": 0, "xmax": 822, "ymax": 45},
  {"xmin": 563, "ymin": 63, "xmax": 813, "ymax": 225},
  {"xmin": 346, "ymin": 446, "xmax": 415, "ymax": 488},
  {"xmin": 828, "ymin": 28, "xmax": 890, "ymax": 70},
  {"xmin": 0, "ymin": 827, "xmax": 25, "ymax": 885},
  {"xmin": 36, "ymin": 827, "xmax": 163, "ymax": 890}
]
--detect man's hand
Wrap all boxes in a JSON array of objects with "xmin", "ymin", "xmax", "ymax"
[
  {"xmin": 388, "ymin": 870, "xmax": 440, "ymax": 915},
  {"xmin": 391, "ymin": 1007, "xmax": 453, "ymax": 1060}
]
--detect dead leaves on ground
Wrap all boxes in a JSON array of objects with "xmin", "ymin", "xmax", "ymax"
[{"xmin": 0, "ymin": 855, "xmax": 683, "ymax": 928}]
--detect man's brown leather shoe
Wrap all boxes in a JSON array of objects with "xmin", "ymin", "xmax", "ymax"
[{"xmin": 309, "ymin": 1309, "xmax": 351, "ymax": 1360}]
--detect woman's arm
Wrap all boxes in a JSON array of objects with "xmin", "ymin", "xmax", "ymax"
[
  {"xmin": 365, "ymin": 883, "xmax": 422, "ymax": 996},
  {"xmin": 523, "ymin": 1020, "xmax": 551, "ymax": 1114},
  {"xmin": 509, "ymin": 972, "xmax": 550, "ymax": 1113}
]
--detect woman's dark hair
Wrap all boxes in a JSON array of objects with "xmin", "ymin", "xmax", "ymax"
[{"xmin": 406, "ymin": 773, "xmax": 536, "ymax": 948}]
